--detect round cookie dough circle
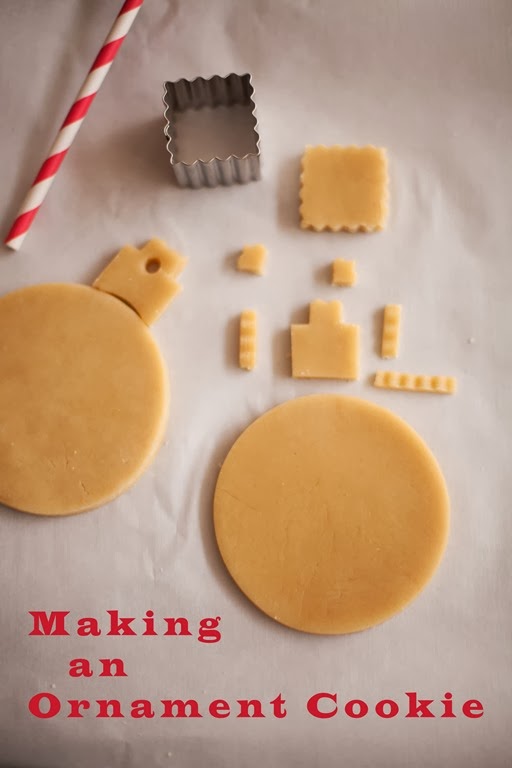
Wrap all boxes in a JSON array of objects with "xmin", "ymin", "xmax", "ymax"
[
  {"xmin": 0, "ymin": 283, "xmax": 169, "ymax": 516},
  {"xmin": 214, "ymin": 394, "xmax": 449, "ymax": 634}
]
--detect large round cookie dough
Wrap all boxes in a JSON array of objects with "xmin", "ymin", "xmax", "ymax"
[
  {"xmin": 214, "ymin": 395, "xmax": 449, "ymax": 634},
  {"xmin": 0, "ymin": 284, "xmax": 168, "ymax": 516}
]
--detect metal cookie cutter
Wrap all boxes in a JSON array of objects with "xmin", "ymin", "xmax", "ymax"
[{"xmin": 163, "ymin": 73, "xmax": 261, "ymax": 189}]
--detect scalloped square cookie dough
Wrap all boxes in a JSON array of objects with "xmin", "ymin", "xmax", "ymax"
[{"xmin": 300, "ymin": 146, "xmax": 388, "ymax": 232}]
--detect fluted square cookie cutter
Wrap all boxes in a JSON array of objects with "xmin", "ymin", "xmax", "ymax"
[{"xmin": 163, "ymin": 73, "xmax": 261, "ymax": 189}]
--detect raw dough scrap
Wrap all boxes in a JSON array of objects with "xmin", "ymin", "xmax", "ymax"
[
  {"xmin": 374, "ymin": 371, "xmax": 457, "ymax": 394},
  {"xmin": 0, "ymin": 284, "xmax": 169, "ymax": 516},
  {"xmin": 214, "ymin": 394, "xmax": 449, "ymax": 634},
  {"xmin": 291, "ymin": 300, "xmax": 359, "ymax": 379},
  {"xmin": 381, "ymin": 304, "xmax": 402, "ymax": 359},
  {"xmin": 93, "ymin": 239, "xmax": 186, "ymax": 326},
  {"xmin": 239, "ymin": 310, "xmax": 257, "ymax": 370},
  {"xmin": 332, "ymin": 258, "xmax": 357, "ymax": 287},
  {"xmin": 300, "ymin": 145, "xmax": 388, "ymax": 232},
  {"xmin": 237, "ymin": 244, "xmax": 267, "ymax": 276}
]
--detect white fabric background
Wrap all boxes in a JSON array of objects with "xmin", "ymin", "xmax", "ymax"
[{"xmin": 1, "ymin": 0, "xmax": 511, "ymax": 765}]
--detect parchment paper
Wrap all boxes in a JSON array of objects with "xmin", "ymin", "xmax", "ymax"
[{"xmin": 1, "ymin": 1, "xmax": 511, "ymax": 765}]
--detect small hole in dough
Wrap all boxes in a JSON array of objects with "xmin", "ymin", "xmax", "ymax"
[{"xmin": 146, "ymin": 258, "xmax": 161, "ymax": 274}]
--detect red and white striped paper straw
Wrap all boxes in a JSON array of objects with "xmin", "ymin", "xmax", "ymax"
[{"xmin": 5, "ymin": 0, "xmax": 144, "ymax": 251}]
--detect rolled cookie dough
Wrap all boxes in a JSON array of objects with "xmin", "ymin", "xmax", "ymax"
[
  {"xmin": 214, "ymin": 394, "xmax": 449, "ymax": 634},
  {"xmin": 0, "ymin": 241, "xmax": 184, "ymax": 516},
  {"xmin": 0, "ymin": 285, "xmax": 167, "ymax": 516}
]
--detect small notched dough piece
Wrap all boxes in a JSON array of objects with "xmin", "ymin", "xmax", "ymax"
[
  {"xmin": 93, "ymin": 238, "xmax": 186, "ymax": 325},
  {"xmin": 237, "ymin": 244, "xmax": 267, "ymax": 276},
  {"xmin": 374, "ymin": 371, "xmax": 457, "ymax": 394},
  {"xmin": 332, "ymin": 259, "xmax": 357, "ymax": 287},
  {"xmin": 381, "ymin": 304, "xmax": 402, "ymax": 358},
  {"xmin": 291, "ymin": 300, "xmax": 359, "ymax": 380},
  {"xmin": 214, "ymin": 394, "xmax": 450, "ymax": 634},
  {"xmin": 0, "ymin": 240, "xmax": 185, "ymax": 516},
  {"xmin": 239, "ymin": 310, "xmax": 257, "ymax": 371},
  {"xmin": 300, "ymin": 145, "xmax": 388, "ymax": 232}
]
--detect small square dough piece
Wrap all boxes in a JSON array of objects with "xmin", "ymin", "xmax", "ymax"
[
  {"xmin": 300, "ymin": 145, "xmax": 388, "ymax": 232},
  {"xmin": 237, "ymin": 244, "xmax": 267, "ymax": 276},
  {"xmin": 291, "ymin": 300, "xmax": 359, "ymax": 380},
  {"xmin": 332, "ymin": 259, "xmax": 357, "ymax": 287}
]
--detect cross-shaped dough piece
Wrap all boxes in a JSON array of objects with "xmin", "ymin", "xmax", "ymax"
[{"xmin": 291, "ymin": 300, "xmax": 359, "ymax": 380}]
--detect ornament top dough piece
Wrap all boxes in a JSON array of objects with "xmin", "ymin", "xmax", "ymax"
[{"xmin": 0, "ymin": 239, "xmax": 185, "ymax": 516}]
